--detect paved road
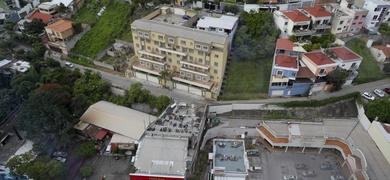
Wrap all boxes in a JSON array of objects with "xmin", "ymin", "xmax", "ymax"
[
  {"xmin": 49, "ymin": 52, "xmax": 390, "ymax": 105},
  {"xmin": 49, "ymin": 53, "xmax": 206, "ymax": 105}
]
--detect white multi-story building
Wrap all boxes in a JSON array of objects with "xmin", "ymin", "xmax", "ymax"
[
  {"xmin": 325, "ymin": 4, "xmax": 354, "ymax": 37},
  {"xmin": 362, "ymin": 0, "xmax": 390, "ymax": 33},
  {"xmin": 274, "ymin": 10, "xmax": 314, "ymax": 37},
  {"xmin": 303, "ymin": 5, "xmax": 333, "ymax": 34}
]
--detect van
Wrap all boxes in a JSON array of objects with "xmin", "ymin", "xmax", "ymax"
[
  {"xmin": 105, "ymin": 145, "xmax": 111, "ymax": 153},
  {"xmin": 248, "ymin": 166, "xmax": 262, "ymax": 172}
]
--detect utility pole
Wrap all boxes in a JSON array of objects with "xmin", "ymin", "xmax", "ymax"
[{"xmin": 346, "ymin": 120, "xmax": 360, "ymax": 140}]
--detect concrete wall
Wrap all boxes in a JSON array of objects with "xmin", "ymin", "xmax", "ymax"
[
  {"xmin": 368, "ymin": 121, "xmax": 390, "ymax": 165},
  {"xmin": 94, "ymin": 60, "xmax": 114, "ymax": 70},
  {"xmin": 209, "ymin": 104, "xmax": 265, "ymax": 115},
  {"xmin": 356, "ymin": 103, "xmax": 372, "ymax": 131}
]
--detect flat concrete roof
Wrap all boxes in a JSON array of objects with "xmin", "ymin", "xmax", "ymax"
[
  {"xmin": 213, "ymin": 139, "xmax": 247, "ymax": 174},
  {"xmin": 79, "ymin": 101, "xmax": 157, "ymax": 141},
  {"xmin": 132, "ymin": 19, "xmax": 228, "ymax": 45},
  {"xmin": 196, "ymin": 15, "xmax": 238, "ymax": 30},
  {"xmin": 133, "ymin": 136, "xmax": 188, "ymax": 177}
]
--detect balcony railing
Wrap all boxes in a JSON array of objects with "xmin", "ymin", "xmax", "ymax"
[
  {"xmin": 158, "ymin": 47, "xmax": 187, "ymax": 56},
  {"xmin": 138, "ymin": 50, "xmax": 165, "ymax": 59},
  {"xmin": 292, "ymin": 29, "xmax": 315, "ymax": 36},
  {"xmin": 313, "ymin": 23, "xmax": 332, "ymax": 30},
  {"xmin": 318, "ymin": 71, "xmax": 327, "ymax": 76},
  {"xmin": 139, "ymin": 55, "xmax": 166, "ymax": 66},
  {"xmin": 132, "ymin": 62, "xmax": 161, "ymax": 76},
  {"xmin": 181, "ymin": 59, "xmax": 210, "ymax": 70},
  {"xmin": 180, "ymin": 65, "xmax": 209, "ymax": 76}
]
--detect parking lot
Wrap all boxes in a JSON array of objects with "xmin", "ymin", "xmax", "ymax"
[
  {"xmin": 84, "ymin": 155, "xmax": 133, "ymax": 180},
  {"xmin": 248, "ymin": 145, "xmax": 346, "ymax": 180}
]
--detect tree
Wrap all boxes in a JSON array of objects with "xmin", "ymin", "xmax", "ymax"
[
  {"xmin": 379, "ymin": 23, "xmax": 390, "ymax": 42},
  {"xmin": 80, "ymin": 166, "xmax": 93, "ymax": 177},
  {"xmin": 365, "ymin": 98, "xmax": 390, "ymax": 123},
  {"xmin": 6, "ymin": 153, "xmax": 35, "ymax": 176},
  {"xmin": 155, "ymin": 95, "xmax": 172, "ymax": 113},
  {"xmin": 326, "ymin": 67, "xmax": 349, "ymax": 91},
  {"xmin": 58, "ymin": 3, "xmax": 67, "ymax": 13},
  {"xmin": 159, "ymin": 70, "xmax": 172, "ymax": 88},
  {"xmin": 76, "ymin": 141, "xmax": 97, "ymax": 158},
  {"xmin": 24, "ymin": 19, "xmax": 45, "ymax": 36},
  {"xmin": 73, "ymin": 69, "xmax": 110, "ymax": 105}
]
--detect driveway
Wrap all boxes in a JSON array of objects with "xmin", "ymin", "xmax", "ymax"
[{"xmin": 86, "ymin": 155, "xmax": 132, "ymax": 180}]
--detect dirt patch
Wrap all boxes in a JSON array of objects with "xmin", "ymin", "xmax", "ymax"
[{"xmin": 220, "ymin": 100, "xmax": 358, "ymax": 120}]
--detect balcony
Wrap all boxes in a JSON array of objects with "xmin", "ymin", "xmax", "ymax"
[
  {"xmin": 173, "ymin": 72, "xmax": 215, "ymax": 90},
  {"xmin": 138, "ymin": 50, "xmax": 165, "ymax": 59},
  {"xmin": 180, "ymin": 64, "xmax": 209, "ymax": 76},
  {"xmin": 181, "ymin": 59, "xmax": 210, "ymax": 70},
  {"xmin": 158, "ymin": 47, "xmax": 187, "ymax": 56},
  {"xmin": 291, "ymin": 29, "xmax": 315, "ymax": 36},
  {"xmin": 132, "ymin": 62, "xmax": 161, "ymax": 76},
  {"xmin": 349, "ymin": 65, "xmax": 359, "ymax": 71},
  {"xmin": 139, "ymin": 55, "xmax": 166, "ymax": 66},
  {"xmin": 318, "ymin": 71, "xmax": 327, "ymax": 76},
  {"xmin": 313, "ymin": 23, "xmax": 332, "ymax": 30}
]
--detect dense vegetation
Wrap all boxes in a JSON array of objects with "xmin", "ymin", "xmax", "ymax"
[
  {"xmin": 365, "ymin": 98, "xmax": 390, "ymax": 123},
  {"xmin": 346, "ymin": 38, "xmax": 389, "ymax": 84},
  {"xmin": 221, "ymin": 10, "xmax": 279, "ymax": 100}
]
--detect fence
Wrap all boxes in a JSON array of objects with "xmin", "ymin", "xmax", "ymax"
[{"xmin": 93, "ymin": 60, "xmax": 114, "ymax": 70}]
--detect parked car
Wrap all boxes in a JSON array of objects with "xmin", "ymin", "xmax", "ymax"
[
  {"xmin": 374, "ymin": 89, "xmax": 385, "ymax": 98},
  {"xmin": 320, "ymin": 164, "xmax": 333, "ymax": 170},
  {"xmin": 303, "ymin": 170, "xmax": 316, "ymax": 177},
  {"xmin": 53, "ymin": 151, "xmax": 67, "ymax": 158},
  {"xmin": 65, "ymin": 62, "xmax": 74, "ymax": 68},
  {"xmin": 283, "ymin": 175, "xmax": 298, "ymax": 180},
  {"xmin": 248, "ymin": 166, "xmax": 262, "ymax": 172},
  {"xmin": 383, "ymin": 88, "xmax": 390, "ymax": 94},
  {"xmin": 362, "ymin": 92, "xmax": 375, "ymax": 101},
  {"xmin": 330, "ymin": 175, "xmax": 345, "ymax": 180},
  {"xmin": 247, "ymin": 150, "xmax": 260, "ymax": 156},
  {"xmin": 53, "ymin": 157, "xmax": 66, "ymax": 163},
  {"xmin": 295, "ymin": 164, "xmax": 307, "ymax": 170}
]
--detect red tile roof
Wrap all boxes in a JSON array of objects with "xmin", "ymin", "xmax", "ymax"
[
  {"xmin": 304, "ymin": 6, "xmax": 332, "ymax": 17},
  {"xmin": 275, "ymin": 55, "xmax": 298, "ymax": 69},
  {"xmin": 372, "ymin": 45, "xmax": 390, "ymax": 58},
  {"xmin": 276, "ymin": 38, "xmax": 296, "ymax": 51},
  {"xmin": 283, "ymin": 10, "xmax": 311, "ymax": 22},
  {"xmin": 46, "ymin": 19, "xmax": 73, "ymax": 32},
  {"xmin": 297, "ymin": 67, "xmax": 316, "ymax": 78},
  {"xmin": 28, "ymin": 11, "xmax": 52, "ymax": 24},
  {"xmin": 331, "ymin": 47, "xmax": 361, "ymax": 61},
  {"xmin": 303, "ymin": 51, "xmax": 336, "ymax": 66}
]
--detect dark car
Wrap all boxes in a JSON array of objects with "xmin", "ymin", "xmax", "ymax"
[
  {"xmin": 247, "ymin": 150, "xmax": 260, "ymax": 156},
  {"xmin": 383, "ymin": 88, "xmax": 390, "ymax": 94},
  {"xmin": 182, "ymin": 15, "xmax": 191, "ymax": 20}
]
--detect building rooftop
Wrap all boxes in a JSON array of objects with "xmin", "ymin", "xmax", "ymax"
[
  {"xmin": 38, "ymin": 2, "xmax": 57, "ymax": 9},
  {"xmin": 213, "ymin": 139, "xmax": 248, "ymax": 174},
  {"xmin": 45, "ymin": 19, "xmax": 73, "ymax": 32},
  {"xmin": 330, "ymin": 46, "xmax": 362, "ymax": 61},
  {"xmin": 296, "ymin": 66, "xmax": 316, "ymax": 78},
  {"xmin": 196, "ymin": 15, "xmax": 238, "ymax": 30},
  {"xmin": 283, "ymin": 10, "xmax": 311, "ymax": 22},
  {"xmin": 276, "ymin": 38, "xmax": 296, "ymax": 51},
  {"xmin": 28, "ymin": 10, "xmax": 52, "ymax": 24},
  {"xmin": 79, "ymin": 101, "xmax": 157, "ymax": 142},
  {"xmin": 304, "ymin": 5, "xmax": 332, "ymax": 17},
  {"xmin": 133, "ymin": 136, "xmax": 188, "ymax": 177},
  {"xmin": 132, "ymin": 19, "xmax": 228, "ymax": 45},
  {"xmin": 365, "ymin": 0, "xmax": 390, "ymax": 6},
  {"xmin": 372, "ymin": 45, "xmax": 390, "ymax": 58},
  {"xmin": 10, "ymin": 61, "xmax": 30, "ymax": 73},
  {"xmin": 275, "ymin": 55, "xmax": 298, "ymax": 69},
  {"xmin": 303, "ymin": 51, "xmax": 337, "ymax": 66},
  {"xmin": 51, "ymin": 0, "xmax": 73, "ymax": 6},
  {"xmin": 0, "ymin": 59, "xmax": 11, "ymax": 68}
]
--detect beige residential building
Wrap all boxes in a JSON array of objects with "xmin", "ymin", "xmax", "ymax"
[
  {"xmin": 130, "ymin": 7, "xmax": 229, "ymax": 99},
  {"xmin": 45, "ymin": 19, "xmax": 74, "ymax": 55}
]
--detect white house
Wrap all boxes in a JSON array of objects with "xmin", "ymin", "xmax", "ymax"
[
  {"xmin": 274, "ymin": 10, "xmax": 313, "ymax": 37},
  {"xmin": 362, "ymin": 0, "xmax": 390, "ymax": 33},
  {"xmin": 303, "ymin": 5, "xmax": 332, "ymax": 34},
  {"xmin": 37, "ymin": 2, "xmax": 58, "ymax": 15},
  {"xmin": 325, "ymin": 4, "xmax": 354, "ymax": 37}
]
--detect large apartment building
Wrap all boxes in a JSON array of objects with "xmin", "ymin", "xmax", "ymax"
[{"xmin": 130, "ymin": 7, "xmax": 229, "ymax": 99}]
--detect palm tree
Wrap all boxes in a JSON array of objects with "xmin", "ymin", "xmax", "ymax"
[{"xmin": 159, "ymin": 70, "xmax": 173, "ymax": 89}]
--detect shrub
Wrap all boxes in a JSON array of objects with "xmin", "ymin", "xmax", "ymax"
[{"xmin": 80, "ymin": 166, "xmax": 93, "ymax": 177}]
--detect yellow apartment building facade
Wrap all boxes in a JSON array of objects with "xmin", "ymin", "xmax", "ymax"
[{"xmin": 130, "ymin": 7, "xmax": 229, "ymax": 100}]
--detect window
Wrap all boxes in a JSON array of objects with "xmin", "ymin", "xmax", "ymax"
[
  {"xmin": 199, "ymin": 58, "xmax": 203, "ymax": 63},
  {"xmin": 354, "ymin": 16, "xmax": 359, "ymax": 20},
  {"xmin": 202, "ymin": 77, "xmax": 208, "ymax": 82},
  {"xmin": 146, "ymin": 62, "xmax": 150, "ymax": 67},
  {"xmin": 358, "ymin": 22, "xmax": 362, "ymax": 24},
  {"xmin": 160, "ymin": 66, "xmax": 164, "ymax": 70},
  {"xmin": 352, "ymin": 23, "xmax": 356, "ymax": 25},
  {"xmin": 339, "ymin": 21, "xmax": 344, "ymax": 25},
  {"xmin": 168, "ymin": 52, "xmax": 171, "ymax": 55},
  {"xmin": 337, "ymin": 28, "xmax": 342, "ymax": 30},
  {"xmin": 195, "ymin": 75, "xmax": 201, "ymax": 80},
  {"xmin": 284, "ymin": 22, "xmax": 288, "ymax": 25},
  {"xmin": 138, "ymin": 31, "xmax": 143, "ymax": 36},
  {"xmin": 153, "ymin": 64, "xmax": 159, "ymax": 69},
  {"xmin": 144, "ymin": 33, "xmax": 149, "ymax": 38},
  {"xmin": 180, "ymin": 71, "xmax": 185, "ymax": 76},
  {"xmin": 147, "ymin": 46, "xmax": 151, "ymax": 51},
  {"xmin": 378, "ymin": 53, "xmax": 381, "ymax": 57},
  {"xmin": 319, "ymin": 69, "xmax": 325, "ymax": 74},
  {"xmin": 362, "ymin": 14, "xmax": 366, "ymax": 18},
  {"xmin": 135, "ymin": 37, "xmax": 138, "ymax": 40},
  {"xmin": 177, "ymin": 61, "xmax": 180, "ymax": 65},
  {"xmin": 342, "ymin": 64, "xmax": 345, "ymax": 67},
  {"xmin": 140, "ymin": 61, "xmax": 144, "ymax": 65},
  {"xmin": 186, "ymin": 73, "xmax": 191, "ymax": 77},
  {"xmin": 214, "ymin": 54, "xmax": 219, "ymax": 58},
  {"xmin": 136, "ymin": 44, "xmax": 140, "ymax": 48},
  {"xmin": 195, "ymin": 44, "xmax": 201, "ymax": 49},
  {"xmin": 167, "ymin": 65, "xmax": 171, "ymax": 68},
  {"xmin": 202, "ymin": 46, "xmax": 209, "ymax": 51},
  {"xmin": 373, "ymin": 15, "xmax": 378, "ymax": 20},
  {"xmin": 168, "ymin": 38, "xmax": 174, "ymax": 43},
  {"xmin": 292, "ymin": 72, "xmax": 296, "ymax": 77},
  {"xmin": 181, "ymin": 40, "xmax": 186, "ymax": 45},
  {"xmin": 154, "ymin": 41, "xmax": 159, "ymax": 45},
  {"xmin": 198, "ymin": 51, "xmax": 204, "ymax": 56},
  {"xmin": 168, "ymin": 58, "xmax": 172, "ymax": 62},
  {"xmin": 210, "ymin": 76, "xmax": 214, "ymax": 79},
  {"xmin": 182, "ymin": 48, "xmax": 187, "ymax": 52},
  {"xmin": 189, "ymin": 56, "xmax": 193, "ymax": 61},
  {"xmin": 214, "ymin": 69, "xmax": 218, "ymax": 74},
  {"xmin": 146, "ymin": 39, "xmax": 150, "ymax": 43},
  {"xmin": 158, "ymin": 35, "xmax": 163, "ymax": 40},
  {"xmin": 176, "ymin": 54, "xmax": 180, "ymax": 58},
  {"xmin": 374, "ymin": 7, "xmax": 381, "ymax": 12},
  {"xmin": 277, "ymin": 70, "xmax": 283, "ymax": 76},
  {"xmin": 189, "ymin": 49, "xmax": 194, "ymax": 53},
  {"xmin": 206, "ymin": 60, "xmax": 210, "ymax": 65},
  {"xmin": 214, "ymin": 62, "xmax": 218, "ymax": 67}
]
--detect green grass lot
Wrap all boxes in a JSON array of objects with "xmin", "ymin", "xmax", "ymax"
[
  {"xmin": 220, "ymin": 59, "xmax": 272, "ymax": 100},
  {"xmin": 118, "ymin": 8, "xmax": 155, "ymax": 42},
  {"xmin": 346, "ymin": 38, "xmax": 390, "ymax": 84},
  {"xmin": 0, "ymin": 0, "xmax": 8, "ymax": 10},
  {"xmin": 71, "ymin": 0, "xmax": 110, "ymax": 24},
  {"xmin": 71, "ymin": 1, "xmax": 131, "ymax": 58}
]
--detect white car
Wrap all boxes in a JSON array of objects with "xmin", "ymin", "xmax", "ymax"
[
  {"xmin": 330, "ymin": 175, "xmax": 345, "ymax": 180},
  {"xmin": 362, "ymin": 92, "xmax": 375, "ymax": 101},
  {"xmin": 53, "ymin": 151, "xmax": 67, "ymax": 158},
  {"xmin": 283, "ymin": 175, "xmax": 298, "ymax": 180},
  {"xmin": 373, "ymin": 89, "xmax": 385, "ymax": 98},
  {"xmin": 53, "ymin": 157, "xmax": 67, "ymax": 163},
  {"xmin": 65, "ymin": 62, "xmax": 74, "ymax": 68}
]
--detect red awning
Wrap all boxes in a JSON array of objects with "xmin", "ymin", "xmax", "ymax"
[{"xmin": 95, "ymin": 129, "xmax": 108, "ymax": 140}]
